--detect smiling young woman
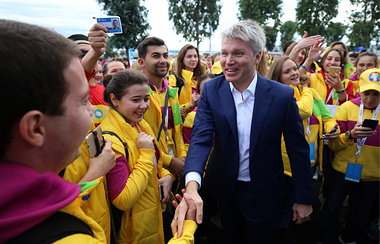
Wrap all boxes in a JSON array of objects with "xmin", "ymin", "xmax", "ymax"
[
  {"xmin": 267, "ymin": 56, "xmax": 338, "ymax": 241},
  {"xmin": 169, "ymin": 44, "xmax": 204, "ymax": 117},
  {"xmin": 301, "ymin": 47, "xmax": 355, "ymax": 105}
]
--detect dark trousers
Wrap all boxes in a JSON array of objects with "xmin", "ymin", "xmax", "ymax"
[
  {"xmin": 219, "ymin": 181, "xmax": 274, "ymax": 244},
  {"xmin": 319, "ymin": 169, "xmax": 379, "ymax": 243}
]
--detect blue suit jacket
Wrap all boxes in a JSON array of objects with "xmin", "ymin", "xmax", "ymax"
[{"xmin": 184, "ymin": 74, "xmax": 314, "ymax": 220}]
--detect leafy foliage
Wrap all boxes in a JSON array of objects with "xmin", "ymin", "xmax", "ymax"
[
  {"xmin": 295, "ymin": 0, "xmax": 339, "ymax": 37},
  {"xmin": 237, "ymin": 0, "xmax": 283, "ymax": 31},
  {"xmin": 264, "ymin": 26, "xmax": 277, "ymax": 51},
  {"xmin": 168, "ymin": 0, "xmax": 222, "ymax": 48},
  {"xmin": 279, "ymin": 21, "xmax": 297, "ymax": 48},
  {"xmin": 325, "ymin": 22, "xmax": 347, "ymax": 45},
  {"xmin": 347, "ymin": 0, "xmax": 380, "ymax": 49},
  {"xmin": 97, "ymin": 0, "xmax": 150, "ymax": 52}
]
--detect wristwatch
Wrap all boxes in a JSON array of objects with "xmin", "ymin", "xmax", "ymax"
[
  {"xmin": 336, "ymin": 88, "xmax": 346, "ymax": 93},
  {"xmin": 345, "ymin": 130, "xmax": 353, "ymax": 139}
]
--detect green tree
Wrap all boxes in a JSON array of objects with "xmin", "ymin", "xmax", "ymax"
[
  {"xmin": 104, "ymin": 37, "xmax": 118, "ymax": 58},
  {"xmin": 295, "ymin": 0, "xmax": 339, "ymax": 37},
  {"xmin": 264, "ymin": 26, "xmax": 277, "ymax": 51},
  {"xmin": 168, "ymin": 0, "xmax": 222, "ymax": 49},
  {"xmin": 97, "ymin": 0, "xmax": 150, "ymax": 53},
  {"xmin": 237, "ymin": 0, "xmax": 283, "ymax": 30},
  {"xmin": 347, "ymin": 0, "xmax": 380, "ymax": 49},
  {"xmin": 279, "ymin": 21, "xmax": 296, "ymax": 48},
  {"xmin": 325, "ymin": 22, "xmax": 347, "ymax": 45}
]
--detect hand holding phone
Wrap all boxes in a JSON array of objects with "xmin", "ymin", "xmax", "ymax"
[
  {"xmin": 329, "ymin": 66, "xmax": 341, "ymax": 77},
  {"xmin": 362, "ymin": 119, "xmax": 378, "ymax": 130},
  {"xmin": 86, "ymin": 126, "xmax": 105, "ymax": 157}
]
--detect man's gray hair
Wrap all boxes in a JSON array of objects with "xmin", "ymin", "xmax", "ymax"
[{"xmin": 221, "ymin": 19, "xmax": 266, "ymax": 56}]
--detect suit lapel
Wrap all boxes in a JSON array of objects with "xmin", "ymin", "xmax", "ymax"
[
  {"xmin": 250, "ymin": 75, "xmax": 273, "ymax": 157},
  {"xmin": 218, "ymin": 77, "xmax": 238, "ymax": 142}
]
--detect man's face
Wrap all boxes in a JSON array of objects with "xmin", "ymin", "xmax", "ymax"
[
  {"xmin": 139, "ymin": 45, "xmax": 170, "ymax": 78},
  {"xmin": 361, "ymin": 90, "xmax": 380, "ymax": 110},
  {"xmin": 44, "ymin": 58, "xmax": 94, "ymax": 170},
  {"xmin": 220, "ymin": 37, "xmax": 260, "ymax": 85},
  {"xmin": 77, "ymin": 43, "xmax": 91, "ymax": 58}
]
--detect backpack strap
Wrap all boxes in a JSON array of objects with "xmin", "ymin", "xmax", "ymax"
[
  {"xmin": 101, "ymin": 130, "xmax": 128, "ymax": 244},
  {"xmin": 102, "ymin": 131, "xmax": 129, "ymax": 161},
  {"xmin": 7, "ymin": 212, "xmax": 93, "ymax": 244},
  {"xmin": 174, "ymin": 73, "xmax": 184, "ymax": 95}
]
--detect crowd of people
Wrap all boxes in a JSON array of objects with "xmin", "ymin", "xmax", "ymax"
[{"xmin": 0, "ymin": 17, "xmax": 379, "ymax": 244}]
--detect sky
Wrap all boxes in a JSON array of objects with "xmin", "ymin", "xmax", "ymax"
[{"xmin": 0, "ymin": 0, "xmax": 356, "ymax": 53}]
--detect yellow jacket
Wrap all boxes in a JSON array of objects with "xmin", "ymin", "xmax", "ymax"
[
  {"xmin": 282, "ymin": 86, "xmax": 337, "ymax": 176},
  {"xmin": 64, "ymin": 122, "xmax": 112, "ymax": 244},
  {"xmin": 309, "ymin": 71, "xmax": 355, "ymax": 105},
  {"xmin": 100, "ymin": 109, "xmax": 172, "ymax": 244},
  {"xmin": 56, "ymin": 179, "xmax": 107, "ymax": 244},
  {"xmin": 169, "ymin": 69, "xmax": 197, "ymax": 114},
  {"xmin": 143, "ymin": 81, "xmax": 186, "ymax": 170},
  {"xmin": 329, "ymin": 98, "xmax": 380, "ymax": 181}
]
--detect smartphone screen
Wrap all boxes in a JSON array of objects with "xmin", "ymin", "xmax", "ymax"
[{"xmin": 362, "ymin": 119, "xmax": 378, "ymax": 130}]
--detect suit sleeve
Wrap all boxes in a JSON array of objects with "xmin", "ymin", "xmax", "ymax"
[
  {"xmin": 283, "ymin": 92, "xmax": 314, "ymax": 205},
  {"xmin": 184, "ymin": 83, "xmax": 215, "ymax": 177}
]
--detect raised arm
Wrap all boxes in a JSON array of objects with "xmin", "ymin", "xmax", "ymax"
[{"xmin": 81, "ymin": 24, "xmax": 108, "ymax": 75}]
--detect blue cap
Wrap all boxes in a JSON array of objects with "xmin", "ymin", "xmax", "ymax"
[{"xmin": 354, "ymin": 46, "xmax": 366, "ymax": 54}]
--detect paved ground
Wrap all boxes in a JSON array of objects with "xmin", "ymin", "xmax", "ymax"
[{"xmin": 193, "ymin": 177, "xmax": 379, "ymax": 244}]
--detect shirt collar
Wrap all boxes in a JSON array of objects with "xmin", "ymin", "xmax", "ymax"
[
  {"xmin": 229, "ymin": 72, "xmax": 257, "ymax": 97},
  {"xmin": 142, "ymin": 69, "xmax": 168, "ymax": 92}
]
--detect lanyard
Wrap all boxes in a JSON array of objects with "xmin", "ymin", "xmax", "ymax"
[
  {"xmin": 356, "ymin": 101, "xmax": 380, "ymax": 159},
  {"xmin": 325, "ymin": 88, "xmax": 335, "ymax": 105},
  {"xmin": 325, "ymin": 88, "xmax": 341, "ymax": 105},
  {"xmin": 306, "ymin": 117, "xmax": 311, "ymax": 138}
]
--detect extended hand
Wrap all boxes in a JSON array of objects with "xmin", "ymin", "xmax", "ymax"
[{"xmin": 171, "ymin": 181, "xmax": 203, "ymax": 237}]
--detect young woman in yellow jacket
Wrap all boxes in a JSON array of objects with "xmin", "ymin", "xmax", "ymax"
[
  {"xmin": 300, "ymin": 46, "xmax": 355, "ymax": 105},
  {"xmin": 101, "ymin": 70, "xmax": 173, "ymax": 244},
  {"xmin": 169, "ymin": 44, "xmax": 204, "ymax": 116},
  {"xmin": 267, "ymin": 56, "xmax": 339, "ymax": 240}
]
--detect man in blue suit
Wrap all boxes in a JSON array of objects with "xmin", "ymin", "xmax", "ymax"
[{"xmin": 172, "ymin": 20, "xmax": 314, "ymax": 243}]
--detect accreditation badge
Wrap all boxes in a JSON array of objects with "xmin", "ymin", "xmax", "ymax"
[
  {"xmin": 345, "ymin": 162, "xmax": 363, "ymax": 183},
  {"xmin": 308, "ymin": 141, "xmax": 315, "ymax": 164}
]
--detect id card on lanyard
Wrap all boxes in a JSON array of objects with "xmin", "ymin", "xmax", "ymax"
[
  {"xmin": 345, "ymin": 101, "xmax": 380, "ymax": 182},
  {"xmin": 306, "ymin": 117, "xmax": 315, "ymax": 164}
]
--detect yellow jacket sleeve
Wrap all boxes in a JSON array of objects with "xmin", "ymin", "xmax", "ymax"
[
  {"xmin": 168, "ymin": 220, "xmax": 197, "ymax": 244},
  {"xmin": 112, "ymin": 148, "xmax": 155, "ymax": 211},
  {"xmin": 295, "ymin": 87, "xmax": 313, "ymax": 120}
]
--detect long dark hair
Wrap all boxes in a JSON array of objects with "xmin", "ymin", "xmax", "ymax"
[{"xmin": 175, "ymin": 44, "xmax": 204, "ymax": 80}]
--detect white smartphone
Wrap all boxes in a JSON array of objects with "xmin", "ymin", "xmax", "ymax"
[
  {"xmin": 85, "ymin": 126, "xmax": 105, "ymax": 157},
  {"xmin": 329, "ymin": 66, "xmax": 341, "ymax": 76}
]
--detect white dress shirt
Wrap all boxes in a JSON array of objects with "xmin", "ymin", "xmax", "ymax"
[{"xmin": 185, "ymin": 74, "xmax": 258, "ymax": 187}]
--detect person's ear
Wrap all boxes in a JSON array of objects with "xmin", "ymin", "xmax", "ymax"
[
  {"xmin": 18, "ymin": 110, "xmax": 45, "ymax": 147},
  {"xmin": 110, "ymin": 93, "xmax": 119, "ymax": 107},
  {"xmin": 255, "ymin": 51, "xmax": 262, "ymax": 66},
  {"xmin": 138, "ymin": 58, "xmax": 145, "ymax": 68}
]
